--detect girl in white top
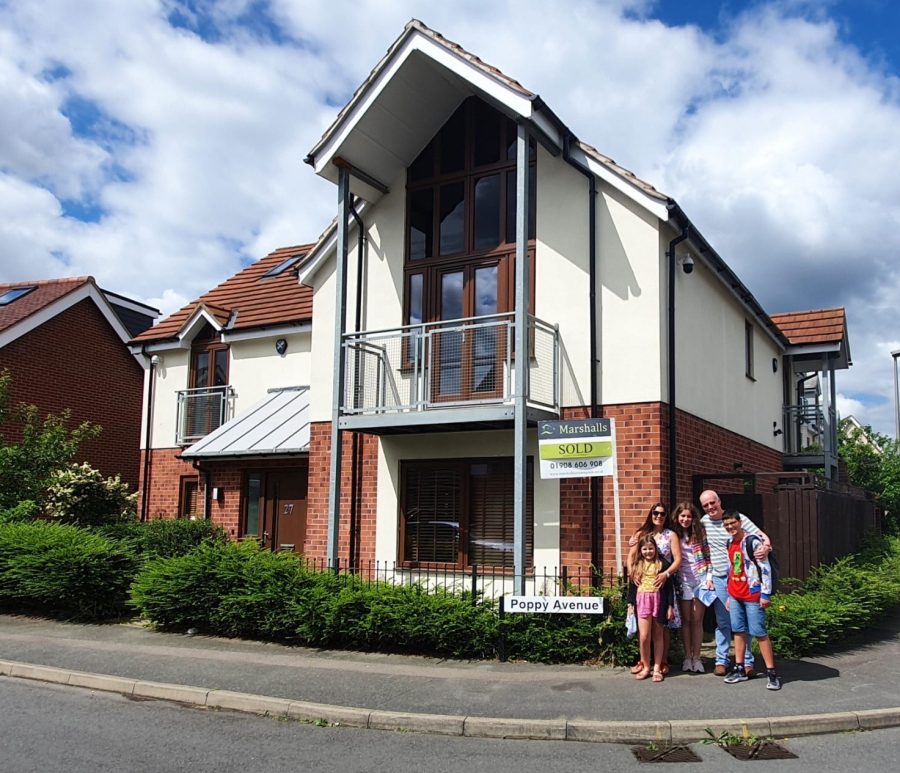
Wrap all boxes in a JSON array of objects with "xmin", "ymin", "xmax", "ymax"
[{"xmin": 671, "ymin": 501, "xmax": 713, "ymax": 672}]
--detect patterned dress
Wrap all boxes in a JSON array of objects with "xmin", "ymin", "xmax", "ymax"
[{"xmin": 650, "ymin": 528, "xmax": 682, "ymax": 629}]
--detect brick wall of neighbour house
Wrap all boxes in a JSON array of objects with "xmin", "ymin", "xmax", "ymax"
[
  {"xmin": 1, "ymin": 298, "xmax": 144, "ymax": 488},
  {"xmin": 557, "ymin": 403, "xmax": 784, "ymax": 574},
  {"xmin": 139, "ymin": 449, "xmax": 310, "ymax": 543},
  {"xmin": 305, "ymin": 423, "xmax": 379, "ymax": 566}
]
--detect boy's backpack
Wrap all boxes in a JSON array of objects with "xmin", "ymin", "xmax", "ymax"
[{"xmin": 744, "ymin": 534, "xmax": 780, "ymax": 594}]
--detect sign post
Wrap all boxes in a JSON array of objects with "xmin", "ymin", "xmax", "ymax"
[{"xmin": 538, "ymin": 418, "xmax": 623, "ymax": 572}]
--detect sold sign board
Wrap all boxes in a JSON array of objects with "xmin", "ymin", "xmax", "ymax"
[{"xmin": 538, "ymin": 418, "xmax": 615, "ymax": 479}]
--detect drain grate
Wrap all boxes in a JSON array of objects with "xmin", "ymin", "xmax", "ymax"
[
  {"xmin": 722, "ymin": 742, "xmax": 798, "ymax": 761},
  {"xmin": 631, "ymin": 745, "xmax": 703, "ymax": 763}
]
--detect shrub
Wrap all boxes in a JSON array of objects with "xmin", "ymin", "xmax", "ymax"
[
  {"xmin": 44, "ymin": 463, "xmax": 137, "ymax": 527},
  {"xmin": 0, "ymin": 521, "xmax": 137, "ymax": 619},
  {"xmin": 0, "ymin": 500, "xmax": 38, "ymax": 525},
  {"xmin": 0, "ymin": 370, "xmax": 100, "ymax": 511},
  {"xmin": 97, "ymin": 517, "xmax": 228, "ymax": 560}
]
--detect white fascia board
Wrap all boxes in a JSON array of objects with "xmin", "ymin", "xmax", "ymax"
[
  {"xmin": 311, "ymin": 31, "xmax": 535, "ymax": 176},
  {"xmin": 178, "ymin": 308, "xmax": 225, "ymax": 344},
  {"xmin": 297, "ymin": 201, "xmax": 370, "ymax": 286},
  {"xmin": 0, "ymin": 283, "xmax": 146, "ymax": 366},
  {"xmin": 570, "ymin": 145, "xmax": 670, "ymax": 222},
  {"xmin": 785, "ymin": 342, "xmax": 842, "ymax": 358},
  {"xmin": 102, "ymin": 291, "xmax": 160, "ymax": 318},
  {"xmin": 221, "ymin": 322, "xmax": 312, "ymax": 343},
  {"xmin": 130, "ymin": 339, "xmax": 187, "ymax": 355}
]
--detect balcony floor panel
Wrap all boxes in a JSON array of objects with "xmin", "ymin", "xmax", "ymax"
[{"xmin": 338, "ymin": 405, "xmax": 558, "ymax": 435}]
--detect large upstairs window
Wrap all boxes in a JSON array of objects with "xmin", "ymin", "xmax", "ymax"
[
  {"xmin": 404, "ymin": 98, "xmax": 537, "ymax": 403},
  {"xmin": 405, "ymin": 97, "xmax": 536, "ymax": 322}
]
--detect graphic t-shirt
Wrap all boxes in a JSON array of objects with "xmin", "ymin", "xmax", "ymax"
[{"xmin": 726, "ymin": 538, "xmax": 760, "ymax": 602}]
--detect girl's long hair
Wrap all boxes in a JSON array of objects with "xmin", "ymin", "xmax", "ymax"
[
  {"xmin": 629, "ymin": 534, "xmax": 661, "ymax": 585},
  {"xmin": 672, "ymin": 501, "xmax": 704, "ymax": 543},
  {"xmin": 633, "ymin": 501, "xmax": 668, "ymax": 541}
]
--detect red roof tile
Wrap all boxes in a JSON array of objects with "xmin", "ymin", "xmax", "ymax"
[
  {"xmin": 132, "ymin": 245, "xmax": 314, "ymax": 343},
  {"xmin": 0, "ymin": 277, "xmax": 92, "ymax": 336},
  {"xmin": 770, "ymin": 308, "xmax": 846, "ymax": 346}
]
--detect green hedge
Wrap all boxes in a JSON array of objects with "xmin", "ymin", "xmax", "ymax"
[
  {"xmin": 96, "ymin": 518, "xmax": 228, "ymax": 560},
  {"xmin": 766, "ymin": 534, "xmax": 900, "ymax": 659},
  {"xmin": 0, "ymin": 522, "xmax": 137, "ymax": 619},
  {"xmin": 131, "ymin": 541, "xmax": 502, "ymax": 658}
]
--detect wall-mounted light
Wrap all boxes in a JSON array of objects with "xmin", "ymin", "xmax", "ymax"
[
  {"xmin": 772, "ymin": 357, "xmax": 778, "ymax": 373},
  {"xmin": 773, "ymin": 420, "xmax": 783, "ymax": 437}
]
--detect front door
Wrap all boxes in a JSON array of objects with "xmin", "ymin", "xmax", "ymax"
[
  {"xmin": 432, "ymin": 262, "xmax": 504, "ymax": 403},
  {"xmin": 254, "ymin": 468, "xmax": 308, "ymax": 553}
]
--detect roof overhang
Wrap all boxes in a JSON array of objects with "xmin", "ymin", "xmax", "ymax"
[
  {"xmin": 304, "ymin": 21, "xmax": 562, "ymax": 205},
  {"xmin": 181, "ymin": 386, "xmax": 311, "ymax": 459},
  {"xmin": 785, "ymin": 342, "xmax": 850, "ymax": 371}
]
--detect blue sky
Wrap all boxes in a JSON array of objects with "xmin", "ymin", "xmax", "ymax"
[{"xmin": 1, "ymin": 0, "xmax": 899, "ymax": 434}]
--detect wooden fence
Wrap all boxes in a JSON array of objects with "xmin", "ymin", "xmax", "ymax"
[{"xmin": 694, "ymin": 472, "xmax": 879, "ymax": 583}]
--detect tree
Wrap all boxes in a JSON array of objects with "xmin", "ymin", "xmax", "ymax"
[
  {"xmin": 838, "ymin": 418, "xmax": 900, "ymax": 533},
  {"xmin": 0, "ymin": 370, "xmax": 101, "ymax": 512}
]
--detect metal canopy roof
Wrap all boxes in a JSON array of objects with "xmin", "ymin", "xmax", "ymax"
[{"xmin": 181, "ymin": 386, "xmax": 310, "ymax": 459}]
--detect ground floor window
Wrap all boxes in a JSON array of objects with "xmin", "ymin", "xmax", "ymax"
[
  {"xmin": 400, "ymin": 457, "xmax": 533, "ymax": 569},
  {"xmin": 178, "ymin": 476, "xmax": 200, "ymax": 519}
]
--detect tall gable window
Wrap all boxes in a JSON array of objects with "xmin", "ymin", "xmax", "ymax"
[
  {"xmin": 404, "ymin": 97, "xmax": 537, "ymax": 402},
  {"xmin": 177, "ymin": 322, "xmax": 231, "ymax": 444}
]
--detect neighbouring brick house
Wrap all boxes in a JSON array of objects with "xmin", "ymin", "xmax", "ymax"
[
  {"xmin": 134, "ymin": 21, "xmax": 851, "ymax": 584},
  {"xmin": 0, "ymin": 277, "xmax": 158, "ymax": 488}
]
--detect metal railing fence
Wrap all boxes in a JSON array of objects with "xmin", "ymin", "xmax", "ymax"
[
  {"xmin": 175, "ymin": 385, "xmax": 234, "ymax": 445},
  {"xmin": 341, "ymin": 314, "xmax": 560, "ymax": 417}
]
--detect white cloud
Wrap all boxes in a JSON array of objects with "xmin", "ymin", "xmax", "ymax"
[{"xmin": 0, "ymin": 0, "xmax": 899, "ymax": 436}]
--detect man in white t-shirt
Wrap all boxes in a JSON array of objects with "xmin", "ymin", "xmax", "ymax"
[{"xmin": 699, "ymin": 489, "xmax": 771, "ymax": 677}]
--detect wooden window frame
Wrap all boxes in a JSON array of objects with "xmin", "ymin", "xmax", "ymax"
[
  {"xmin": 190, "ymin": 323, "xmax": 230, "ymax": 389},
  {"xmin": 398, "ymin": 457, "xmax": 534, "ymax": 571},
  {"xmin": 178, "ymin": 475, "xmax": 200, "ymax": 519},
  {"xmin": 403, "ymin": 97, "xmax": 537, "ymax": 333},
  {"xmin": 745, "ymin": 320, "xmax": 755, "ymax": 381}
]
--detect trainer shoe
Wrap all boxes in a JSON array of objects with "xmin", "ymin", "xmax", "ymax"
[
  {"xmin": 714, "ymin": 664, "xmax": 728, "ymax": 676},
  {"xmin": 692, "ymin": 657, "xmax": 705, "ymax": 673},
  {"xmin": 682, "ymin": 658, "xmax": 693, "ymax": 672},
  {"xmin": 723, "ymin": 666, "xmax": 748, "ymax": 684},
  {"xmin": 766, "ymin": 672, "xmax": 782, "ymax": 691}
]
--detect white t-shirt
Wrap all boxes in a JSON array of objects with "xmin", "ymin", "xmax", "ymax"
[{"xmin": 701, "ymin": 512, "xmax": 761, "ymax": 577}]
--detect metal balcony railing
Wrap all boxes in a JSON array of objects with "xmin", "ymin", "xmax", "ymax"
[
  {"xmin": 175, "ymin": 385, "xmax": 234, "ymax": 445},
  {"xmin": 341, "ymin": 314, "xmax": 560, "ymax": 417},
  {"xmin": 782, "ymin": 403, "xmax": 835, "ymax": 456}
]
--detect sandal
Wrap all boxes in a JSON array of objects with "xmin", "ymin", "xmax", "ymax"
[
  {"xmin": 661, "ymin": 662, "xmax": 669, "ymax": 676},
  {"xmin": 634, "ymin": 666, "xmax": 651, "ymax": 680},
  {"xmin": 652, "ymin": 668, "xmax": 664, "ymax": 683},
  {"xmin": 629, "ymin": 660, "xmax": 646, "ymax": 674}
]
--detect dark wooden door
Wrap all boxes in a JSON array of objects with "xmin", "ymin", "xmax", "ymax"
[{"xmin": 260, "ymin": 469, "xmax": 308, "ymax": 554}]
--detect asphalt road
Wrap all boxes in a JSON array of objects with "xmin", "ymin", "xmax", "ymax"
[{"xmin": 3, "ymin": 677, "xmax": 900, "ymax": 773}]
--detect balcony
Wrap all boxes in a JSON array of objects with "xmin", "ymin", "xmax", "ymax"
[
  {"xmin": 782, "ymin": 403, "xmax": 836, "ymax": 468},
  {"xmin": 339, "ymin": 314, "xmax": 560, "ymax": 432},
  {"xmin": 176, "ymin": 385, "xmax": 235, "ymax": 445}
]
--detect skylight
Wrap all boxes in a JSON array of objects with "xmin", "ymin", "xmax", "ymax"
[
  {"xmin": 261, "ymin": 254, "xmax": 305, "ymax": 279},
  {"xmin": 0, "ymin": 286, "xmax": 36, "ymax": 306}
]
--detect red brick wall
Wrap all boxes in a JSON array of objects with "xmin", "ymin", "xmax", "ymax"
[
  {"xmin": 138, "ymin": 448, "xmax": 197, "ymax": 520},
  {"xmin": 1, "ymin": 298, "xmax": 144, "ymax": 487},
  {"xmin": 139, "ymin": 450, "xmax": 310, "ymax": 543},
  {"xmin": 305, "ymin": 423, "xmax": 378, "ymax": 566},
  {"xmin": 557, "ymin": 403, "xmax": 782, "ymax": 573}
]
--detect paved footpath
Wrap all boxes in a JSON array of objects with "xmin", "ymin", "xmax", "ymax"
[{"xmin": 1, "ymin": 612, "xmax": 899, "ymax": 744}]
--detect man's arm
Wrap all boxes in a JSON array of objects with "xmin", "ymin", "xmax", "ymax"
[{"xmin": 740, "ymin": 514, "xmax": 771, "ymax": 560}]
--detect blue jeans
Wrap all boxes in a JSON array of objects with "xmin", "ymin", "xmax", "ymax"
[{"xmin": 712, "ymin": 575, "xmax": 755, "ymax": 668}]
